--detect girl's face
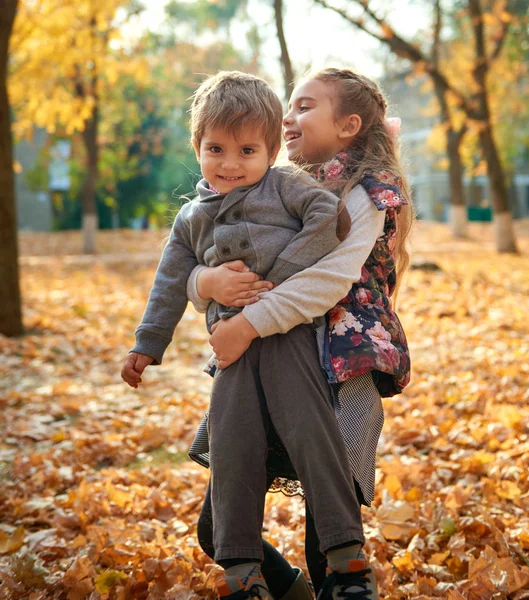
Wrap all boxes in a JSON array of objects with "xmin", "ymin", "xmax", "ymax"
[{"xmin": 283, "ymin": 78, "xmax": 356, "ymax": 165}]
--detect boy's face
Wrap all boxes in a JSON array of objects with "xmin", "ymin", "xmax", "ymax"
[{"xmin": 194, "ymin": 125, "xmax": 278, "ymax": 194}]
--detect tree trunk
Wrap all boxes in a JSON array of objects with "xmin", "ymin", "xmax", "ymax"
[
  {"xmin": 273, "ymin": 0, "xmax": 295, "ymax": 103},
  {"xmin": 81, "ymin": 95, "xmax": 99, "ymax": 254},
  {"xmin": 479, "ymin": 126, "xmax": 517, "ymax": 252},
  {"xmin": 0, "ymin": 0, "xmax": 23, "ymax": 337},
  {"xmin": 446, "ymin": 128, "xmax": 467, "ymax": 238},
  {"xmin": 468, "ymin": 0, "xmax": 517, "ymax": 253},
  {"xmin": 431, "ymin": 7, "xmax": 468, "ymax": 240},
  {"xmin": 75, "ymin": 19, "xmax": 100, "ymax": 255}
]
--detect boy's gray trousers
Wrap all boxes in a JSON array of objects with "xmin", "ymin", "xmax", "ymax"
[{"xmin": 208, "ymin": 324, "xmax": 364, "ymax": 562}]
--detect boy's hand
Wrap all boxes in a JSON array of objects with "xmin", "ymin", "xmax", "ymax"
[
  {"xmin": 209, "ymin": 314, "xmax": 259, "ymax": 369},
  {"xmin": 121, "ymin": 352, "xmax": 154, "ymax": 388},
  {"xmin": 197, "ymin": 261, "xmax": 274, "ymax": 307}
]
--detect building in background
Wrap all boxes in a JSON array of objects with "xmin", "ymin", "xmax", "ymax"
[{"xmin": 15, "ymin": 129, "xmax": 53, "ymax": 231}]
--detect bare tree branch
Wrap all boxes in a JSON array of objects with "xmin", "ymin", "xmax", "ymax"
[
  {"xmin": 314, "ymin": 0, "xmax": 471, "ymax": 113},
  {"xmin": 273, "ymin": 0, "xmax": 295, "ymax": 102},
  {"xmin": 314, "ymin": 0, "xmax": 387, "ymax": 43},
  {"xmin": 488, "ymin": 0, "xmax": 512, "ymax": 63},
  {"xmin": 432, "ymin": 0, "xmax": 442, "ymax": 65},
  {"xmin": 469, "ymin": 0, "xmax": 487, "ymax": 74}
]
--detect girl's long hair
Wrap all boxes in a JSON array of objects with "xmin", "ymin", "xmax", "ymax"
[{"xmin": 310, "ymin": 68, "xmax": 415, "ymax": 299}]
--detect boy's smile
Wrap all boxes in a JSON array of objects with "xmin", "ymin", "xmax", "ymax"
[{"xmin": 194, "ymin": 125, "xmax": 279, "ymax": 194}]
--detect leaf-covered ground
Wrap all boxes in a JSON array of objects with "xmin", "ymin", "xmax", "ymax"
[{"xmin": 2, "ymin": 222, "xmax": 529, "ymax": 599}]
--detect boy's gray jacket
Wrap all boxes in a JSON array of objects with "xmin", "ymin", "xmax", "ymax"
[{"xmin": 132, "ymin": 167, "xmax": 341, "ymax": 364}]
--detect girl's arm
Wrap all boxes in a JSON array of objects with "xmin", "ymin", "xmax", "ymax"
[{"xmin": 242, "ymin": 185, "xmax": 385, "ymax": 336}]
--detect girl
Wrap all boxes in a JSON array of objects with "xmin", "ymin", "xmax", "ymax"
[{"xmin": 188, "ymin": 68, "xmax": 412, "ymax": 599}]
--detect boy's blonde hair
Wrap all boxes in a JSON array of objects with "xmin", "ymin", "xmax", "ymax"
[{"xmin": 190, "ymin": 71, "xmax": 283, "ymax": 154}]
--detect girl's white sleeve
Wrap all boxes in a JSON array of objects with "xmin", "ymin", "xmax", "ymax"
[
  {"xmin": 242, "ymin": 185, "xmax": 386, "ymax": 337},
  {"xmin": 186, "ymin": 265, "xmax": 210, "ymax": 313}
]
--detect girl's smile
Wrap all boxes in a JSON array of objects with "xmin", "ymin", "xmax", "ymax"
[
  {"xmin": 284, "ymin": 130, "xmax": 302, "ymax": 155},
  {"xmin": 284, "ymin": 131, "xmax": 301, "ymax": 142},
  {"xmin": 283, "ymin": 78, "xmax": 360, "ymax": 165}
]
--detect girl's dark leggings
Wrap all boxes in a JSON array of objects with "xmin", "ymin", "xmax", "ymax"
[{"xmin": 197, "ymin": 477, "xmax": 328, "ymax": 595}]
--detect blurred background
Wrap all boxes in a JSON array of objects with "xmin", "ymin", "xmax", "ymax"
[{"xmin": 3, "ymin": 0, "xmax": 529, "ymax": 248}]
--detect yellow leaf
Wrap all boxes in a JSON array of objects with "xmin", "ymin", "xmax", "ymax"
[
  {"xmin": 496, "ymin": 405, "xmax": 522, "ymax": 429},
  {"xmin": 105, "ymin": 482, "xmax": 133, "ymax": 509},
  {"xmin": 0, "ymin": 527, "xmax": 25, "ymax": 554},
  {"xmin": 392, "ymin": 551, "xmax": 415, "ymax": 571},
  {"xmin": 496, "ymin": 480, "xmax": 521, "ymax": 501},
  {"xmin": 429, "ymin": 551, "xmax": 451, "ymax": 565},
  {"xmin": 482, "ymin": 13, "xmax": 496, "ymax": 26},
  {"xmin": 461, "ymin": 450, "xmax": 495, "ymax": 474},
  {"xmin": 383, "ymin": 474, "xmax": 402, "ymax": 498},
  {"xmin": 52, "ymin": 431, "xmax": 67, "ymax": 442},
  {"xmin": 519, "ymin": 531, "xmax": 529, "ymax": 550},
  {"xmin": 95, "ymin": 570, "xmax": 128, "ymax": 593},
  {"xmin": 404, "ymin": 487, "xmax": 422, "ymax": 502}
]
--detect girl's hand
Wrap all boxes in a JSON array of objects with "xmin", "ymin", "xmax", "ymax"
[
  {"xmin": 209, "ymin": 314, "xmax": 259, "ymax": 369},
  {"xmin": 197, "ymin": 261, "xmax": 274, "ymax": 307},
  {"xmin": 121, "ymin": 352, "xmax": 154, "ymax": 388}
]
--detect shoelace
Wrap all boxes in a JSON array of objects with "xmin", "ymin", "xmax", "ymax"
[{"xmin": 318, "ymin": 568, "xmax": 373, "ymax": 600}]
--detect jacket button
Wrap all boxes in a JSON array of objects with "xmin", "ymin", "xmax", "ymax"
[
  {"xmin": 221, "ymin": 246, "xmax": 231, "ymax": 255},
  {"xmin": 240, "ymin": 240, "xmax": 249, "ymax": 249},
  {"xmin": 218, "ymin": 215, "xmax": 226, "ymax": 224},
  {"xmin": 233, "ymin": 211, "xmax": 241, "ymax": 220}
]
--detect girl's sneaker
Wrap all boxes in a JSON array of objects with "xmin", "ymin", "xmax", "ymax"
[
  {"xmin": 316, "ymin": 557, "xmax": 378, "ymax": 600},
  {"xmin": 216, "ymin": 564, "xmax": 274, "ymax": 600}
]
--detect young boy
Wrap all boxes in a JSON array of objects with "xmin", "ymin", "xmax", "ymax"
[{"xmin": 121, "ymin": 71, "xmax": 360, "ymax": 599}]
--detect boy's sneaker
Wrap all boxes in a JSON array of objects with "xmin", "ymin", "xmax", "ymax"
[
  {"xmin": 216, "ymin": 564, "xmax": 274, "ymax": 600},
  {"xmin": 317, "ymin": 557, "xmax": 378, "ymax": 600}
]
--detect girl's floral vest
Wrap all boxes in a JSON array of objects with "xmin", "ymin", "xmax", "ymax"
[{"xmin": 321, "ymin": 163, "xmax": 411, "ymax": 397}]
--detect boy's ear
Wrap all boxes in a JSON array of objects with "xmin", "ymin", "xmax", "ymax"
[
  {"xmin": 269, "ymin": 145, "xmax": 281, "ymax": 166},
  {"xmin": 338, "ymin": 114, "xmax": 362, "ymax": 141},
  {"xmin": 192, "ymin": 140, "xmax": 201, "ymax": 161}
]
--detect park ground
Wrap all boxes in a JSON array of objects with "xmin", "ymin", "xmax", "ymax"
[{"xmin": 1, "ymin": 221, "xmax": 529, "ymax": 599}]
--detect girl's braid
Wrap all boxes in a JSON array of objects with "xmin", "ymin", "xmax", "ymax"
[{"xmin": 322, "ymin": 68, "xmax": 387, "ymax": 114}]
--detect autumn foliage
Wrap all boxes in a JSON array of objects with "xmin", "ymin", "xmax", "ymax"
[{"xmin": 1, "ymin": 223, "xmax": 529, "ymax": 599}]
